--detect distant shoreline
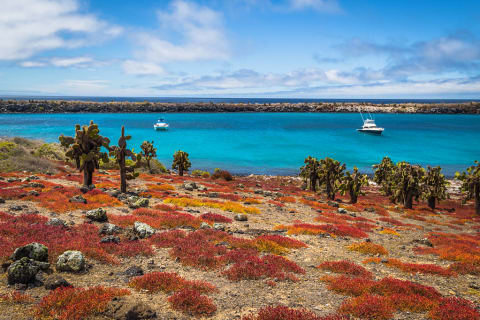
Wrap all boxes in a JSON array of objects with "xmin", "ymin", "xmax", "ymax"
[{"xmin": 1, "ymin": 99, "xmax": 480, "ymax": 114}]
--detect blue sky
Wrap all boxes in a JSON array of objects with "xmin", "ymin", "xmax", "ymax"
[{"xmin": 0, "ymin": 0, "xmax": 479, "ymax": 98}]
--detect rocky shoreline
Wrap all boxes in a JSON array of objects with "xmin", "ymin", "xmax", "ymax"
[{"xmin": 1, "ymin": 99, "xmax": 480, "ymax": 114}]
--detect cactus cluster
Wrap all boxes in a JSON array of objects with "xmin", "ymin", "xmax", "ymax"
[
  {"xmin": 389, "ymin": 161, "xmax": 425, "ymax": 209},
  {"xmin": 456, "ymin": 161, "xmax": 480, "ymax": 214},
  {"xmin": 140, "ymin": 141, "xmax": 157, "ymax": 173},
  {"xmin": 109, "ymin": 126, "xmax": 141, "ymax": 193},
  {"xmin": 300, "ymin": 156, "xmax": 320, "ymax": 191},
  {"xmin": 373, "ymin": 156, "xmax": 395, "ymax": 196},
  {"xmin": 318, "ymin": 157, "xmax": 346, "ymax": 200},
  {"xmin": 172, "ymin": 150, "xmax": 191, "ymax": 176},
  {"xmin": 58, "ymin": 121, "xmax": 110, "ymax": 187},
  {"xmin": 422, "ymin": 166, "xmax": 449, "ymax": 209},
  {"xmin": 339, "ymin": 167, "xmax": 369, "ymax": 204}
]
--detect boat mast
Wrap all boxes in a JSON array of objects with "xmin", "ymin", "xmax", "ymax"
[{"xmin": 359, "ymin": 107, "xmax": 365, "ymax": 122}]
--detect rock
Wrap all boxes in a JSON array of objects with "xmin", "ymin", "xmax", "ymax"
[
  {"xmin": 9, "ymin": 205, "xmax": 24, "ymax": 211},
  {"xmin": 69, "ymin": 195, "xmax": 87, "ymax": 204},
  {"xmin": 12, "ymin": 242, "xmax": 48, "ymax": 262},
  {"xmin": 237, "ymin": 184, "xmax": 245, "ymax": 189},
  {"xmin": 254, "ymin": 189, "xmax": 263, "ymax": 195},
  {"xmin": 365, "ymin": 207, "xmax": 376, "ymax": 212},
  {"xmin": 206, "ymin": 192, "xmax": 218, "ymax": 198},
  {"xmin": 130, "ymin": 198, "xmax": 149, "ymax": 209},
  {"xmin": 7, "ymin": 178, "xmax": 21, "ymax": 183},
  {"xmin": 27, "ymin": 190, "xmax": 40, "ymax": 196},
  {"xmin": 86, "ymin": 208, "xmax": 108, "ymax": 222},
  {"xmin": 263, "ymin": 191, "xmax": 273, "ymax": 197},
  {"xmin": 327, "ymin": 201, "xmax": 339, "ymax": 208},
  {"xmin": 44, "ymin": 274, "xmax": 71, "ymax": 290},
  {"xmin": 101, "ymin": 235, "xmax": 120, "ymax": 244},
  {"xmin": 107, "ymin": 189, "xmax": 121, "ymax": 198},
  {"xmin": 337, "ymin": 208, "xmax": 347, "ymax": 214},
  {"xmin": 27, "ymin": 182, "xmax": 45, "ymax": 188},
  {"xmin": 56, "ymin": 250, "xmax": 85, "ymax": 272},
  {"xmin": 0, "ymin": 197, "xmax": 5, "ymax": 204},
  {"xmin": 234, "ymin": 214, "xmax": 248, "ymax": 221},
  {"xmin": 133, "ymin": 222, "xmax": 155, "ymax": 238},
  {"xmin": 99, "ymin": 223, "xmax": 121, "ymax": 235},
  {"xmin": 183, "ymin": 182, "xmax": 197, "ymax": 191},
  {"xmin": 200, "ymin": 222, "xmax": 211, "ymax": 229},
  {"xmin": 412, "ymin": 238, "xmax": 433, "ymax": 247},
  {"xmin": 213, "ymin": 223, "xmax": 225, "ymax": 231},
  {"xmin": 197, "ymin": 185, "xmax": 207, "ymax": 191},
  {"xmin": 7, "ymin": 257, "xmax": 40, "ymax": 285},
  {"xmin": 105, "ymin": 298, "xmax": 157, "ymax": 320},
  {"xmin": 124, "ymin": 266, "xmax": 144, "ymax": 277},
  {"xmin": 79, "ymin": 185, "xmax": 95, "ymax": 193},
  {"xmin": 46, "ymin": 218, "xmax": 68, "ymax": 228}
]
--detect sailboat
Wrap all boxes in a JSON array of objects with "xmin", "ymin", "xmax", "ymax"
[{"xmin": 357, "ymin": 109, "xmax": 384, "ymax": 135}]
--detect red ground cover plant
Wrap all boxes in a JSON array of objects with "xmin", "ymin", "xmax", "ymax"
[
  {"xmin": 383, "ymin": 258, "xmax": 455, "ymax": 277},
  {"xmin": 317, "ymin": 260, "xmax": 373, "ymax": 278},
  {"xmin": 149, "ymin": 230, "xmax": 187, "ymax": 248},
  {"xmin": 428, "ymin": 297, "xmax": 480, "ymax": 320},
  {"xmin": 277, "ymin": 196, "xmax": 297, "ymax": 203},
  {"xmin": 276, "ymin": 223, "xmax": 368, "ymax": 238},
  {"xmin": 168, "ymin": 289, "xmax": 217, "ymax": 318},
  {"xmin": 338, "ymin": 294, "xmax": 394, "ymax": 320},
  {"xmin": 0, "ymin": 212, "xmax": 152, "ymax": 264},
  {"xmin": 254, "ymin": 235, "xmax": 307, "ymax": 249},
  {"xmin": 33, "ymin": 286, "xmax": 130, "ymax": 320},
  {"xmin": 347, "ymin": 241, "xmax": 388, "ymax": 256},
  {"xmin": 242, "ymin": 305, "xmax": 346, "ymax": 320},
  {"xmin": 109, "ymin": 210, "xmax": 201, "ymax": 229},
  {"xmin": 0, "ymin": 291, "xmax": 33, "ymax": 304},
  {"xmin": 129, "ymin": 271, "xmax": 217, "ymax": 294},
  {"xmin": 200, "ymin": 212, "xmax": 233, "ymax": 223}
]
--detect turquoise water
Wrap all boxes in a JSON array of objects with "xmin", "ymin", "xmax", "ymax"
[{"xmin": 0, "ymin": 113, "xmax": 479, "ymax": 176}]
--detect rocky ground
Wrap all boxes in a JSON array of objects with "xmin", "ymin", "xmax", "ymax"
[{"xmin": 0, "ymin": 162, "xmax": 479, "ymax": 320}]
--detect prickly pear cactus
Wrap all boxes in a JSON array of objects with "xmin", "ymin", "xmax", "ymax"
[
  {"xmin": 422, "ymin": 166, "xmax": 449, "ymax": 209},
  {"xmin": 339, "ymin": 167, "xmax": 369, "ymax": 204},
  {"xmin": 109, "ymin": 126, "xmax": 141, "ymax": 193},
  {"xmin": 318, "ymin": 157, "xmax": 346, "ymax": 200},
  {"xmin": 140, "ymin": 141, "xmax": 157, "ymax": 172},
  {"xmin": 456, "ymin": 160, "xmax": 480, "ymax": 214},
  {"xmin": 59, "ymin": 120, "xmax": 110, "ymax": 187},
  {"xmin": 390, "ymin": 161, "xmax": 425, "ymax": 209},
  {"xmin": 300, "ymin": 156, "xmax": 320, "ymax": 191},
  {"xmin": 172, "ymin": 150, "xmax": 191, "ymax": 176},
  {"xmin": 373, "ymin": 156, "xmax": 395, "ymax": 196}
]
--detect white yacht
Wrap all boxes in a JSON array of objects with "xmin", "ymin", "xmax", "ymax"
[
  {"xmin": 357, "ymin": 111, "xmax": 384, "ymax": 135},
  {"xmin": 154, "ymin": 118, "xmax": 169, "ymax": 130}
]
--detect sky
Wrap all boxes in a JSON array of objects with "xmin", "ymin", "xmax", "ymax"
[{"xmin": 0, "ymin": 0, "xmax": 479, "ymax": 98}]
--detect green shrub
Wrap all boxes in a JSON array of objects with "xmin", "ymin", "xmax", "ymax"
[
  {"xmin": 0, "ymin": 141, "xmax": 18, "ymax": 160},
  {"xmin": 34, "ymin": 143, "xmax": 65, "ymax": 161},
  {"xmin": 192, "ymin": 169, "xmax": 210, "ymax": 178}
]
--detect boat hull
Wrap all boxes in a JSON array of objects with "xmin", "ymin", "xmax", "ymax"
[
  {"xmin": 154, "ymin": 125, "xmax": 169, "ymax": 130},
  {"xmin": 357, "ymin": 129, "xmax": 383, "ymax": 135}
]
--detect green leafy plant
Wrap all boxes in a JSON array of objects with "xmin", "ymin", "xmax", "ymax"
[
  {"xmin": 339, "ymin": 167, "xmax": 369, "ymax": 204},
  {"xmin": 140, "ymin": 141, "xmax": 157, "ymax": 173},
  {"xmin": 172, "ymin": 150, "xmax": 191, "ymax": 176},
  {"xmin": 58, "ymin": 121, "xmax": 110, "ymax": 187},
  {"xmin": 373, "ymin": 157, "xmax": 396, "ymax": 197},
  {"xmin": 422, "ymin": 166, "xmax": 449, "ymax": 209},
  {"xmin": 390, "ymin": 161, "xmax": 425, "ymax": 209},
  {"xmin": 300, "ymin": 156, "xmax": 320, "ymax": 191},
  {"xmin": 109, "ymin": 126, "xmax": 141, "ymax": 193},
  {"xmin": 318, "ymin": 157, "xmax": 346, "ymax": 200},
  {"xmin": 455, "ymin": 161, "xmax": 480, "ymax": 214}
]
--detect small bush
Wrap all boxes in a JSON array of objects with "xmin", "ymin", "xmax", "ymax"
[
  {"xmin": 168, "ymin": 289, "xmax": 217, "ymax": 318},
  {"xmin": 317, "ymin": 260, "xmax": 372, "ymax": 278},
  {"xmin": 429, "ymin": 297, "xmax": 480, "ymax": 320},
  {"xmin": 347, "ymin": 242, "xmax": 388, "ymax": 256},
  {"xmin": 242, "ymin": 305, "xmax": 346, "ymax": 320},
  {"xmin": 33, "ymin": 286, "xmax": 130, "ymax": 320},
  {"xmin": 211, "ymin": 168, "xmax": 233, "ymax": 181},
  {"xmin": 338, "ymin": 294, "xmax": 394, "ymax": 320},
  {"xmin": 192, "ymin": 169, "xmax": 210, "ymax": 178},
  {"xmin": 200, "ymin": 212, "xmax": 233, "ymax": 223}
]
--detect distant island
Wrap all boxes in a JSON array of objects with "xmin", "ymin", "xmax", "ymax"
[{"xmin": 1, "ymin": 99, "xmax": 480, "ymax": 114}]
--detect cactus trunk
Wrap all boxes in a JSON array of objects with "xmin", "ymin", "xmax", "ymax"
[
  {"xmin": 120, "ymin": 154, "xmax": 126, "ymax": 193},
  {"xmin": 427, "ymin": 196, "xmax": 436, "ymax": 210},
  {"xmin": 476, "ymin": 186, "xmax": 480, "ymax": 215},
  {"xmin": 309, "ymin": 174, "xmax": 317, "ymax": 191},
  {"xmin": 349, "ymin": 189, "xmax": 358, "ymax": 204},
  {"xmin": 83, "ymin": 168, "xmax": 93, "ymax": 187},
  {"xmin": 179, "ymin": 166, "xmax": 184, "ymax": 176},
  {"xmin": 404, "ymin": 190, "xmax": 414, "ymax": 209}
]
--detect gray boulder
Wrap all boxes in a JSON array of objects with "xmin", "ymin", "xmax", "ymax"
[
  {"xmin": 99, "ymin": 223, "xmax": 121, "ymax": 235},
  {"xmin": 213, "ymin": 223, "xmax": 225, "ymax": 231},
  {"xmin": 200, "ymin": 222, "xmax": 211, "ymax": 229},
  {"xmin": 133, "ymin": 222, "xmax": 155, "ymax": 239},
  {"xmin": 183, "ymin": 182, "xmax": 197, "ymax": 191},
  {"xmin": 46, "ymin": 218, "xmax": 68, "ymax": 228},
  {"xmin": 56, "ymin": 250, "xmax": 85, "ymax": 272},
  {"xmin": 12, "ymin": 242, "xmax": 48, "ymax": 262},
  {"xmin": 44, "ymin": 274, "xmax": 71, "ymax": 290},
  {"xmin": 101, "ymin": 235, "xmax": 120, "ymax": 244},
  {"xmin": 69, "ymin": 195, "xmax": 87, "ymax": 204},
  {"xmin": 129, "ymin": 198, "xmax": 149, "ymax": 209},
  {"xmin": 234, "ymin": 214, "xmax": 248, "ymax": 222},
  {"xmin": 337, "ymin": 208, "xmax": 347, "ymax": 214},
  {"xmin": 7, "ymin": 257, "xmax": 42, "ymax": 285},
  {"xmin": 86, "ymin": 208, "xmax": 108, "ymax": 222}
]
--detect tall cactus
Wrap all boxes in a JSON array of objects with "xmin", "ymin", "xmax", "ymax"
[
  {"xmin": 109, "ymin": 126, "xmax": 141, "ymax": 193},
  {"xmin": 140, "ymin": 141, "xmax": 157, "ymax": 173},
  {"xmin": 300, "ymin": 156, "xmax": 320, "ymax": 191},
  {"xmin": 318, "ymin": 157, "xmax": 346, "ymax": 200},
  {"xmin": 422, "ymin": 166, "xmax": 449, "ymax": 209},
  {"xmin": 172, "ymin": 150, "xmax": 191, "ymax": 176},
  {"xmin": 390, "ymin": 161, "xmax": 425, "ymax": 209},
  {"xmin": 59, "ymin": 120, "xmax": 110, "ymax": 187},
  {"xmin": 455, "ymin": 161, "xmax": 480, "ymax": 215},
  {"xmin": 373, "ymin": 156, "xmax": 395, "ymax": 197},
  {"xmin": 339, "ymin": 167, "xmax": 369, "ymax": 204}
]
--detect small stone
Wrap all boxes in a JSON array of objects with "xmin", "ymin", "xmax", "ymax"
[
  {"xmin": 328, "ymin": 201, "xmax": 339, "ymax": 208},
  {"xmin": 125, "ymin": 303, "xmax": 157, "ymax": 320},
  {"xmin": 254, "ymin": 189, "xmax": 263, "ymax": 195},
  {"xmin": 365, "ymin": 207, "xmax": 376, "ymax": 212},
  {"xmin": 99, "ymin": 223, "xmax": 121, "ymax": 235},
  {"xmin": 213, "ymin": 223, "xmax": 225, "ymax": 231},
  {"xmin": 46, "ymin": 218, "xmax": 68, "ymax": 228},
  {"xmin": 337, "ymin": 208, "xmax": 347, "ymax": 214},
  {"xmin": 101, "ymin": 235, "xmax": 120, "ymax": 244},
  {"xmin": 86, "ymin": 208, "xmax": 108, "ymax": 222},
  {"xmin": 69, "ymin": 195, "xmax": 87, "ymax": 204},
  {"xmin": 182, "ymin": 182, "xmax": 197, "ymax": 191},
  {"xmin": 56, "ymin": 250, "xmax": 85, "ymax": 272},
  {"xmin": 12, "ymin": 242, "xmax": 48, "ymax": 262},
  {"xmin": 197, "ymin": 185, "xmax": 207, "ymax": 191},
  {"xmin": 44, "ymin": 274, "xmax": 71, "ymax": 290},
  {"xmin": 200, "ymin": 222, "xmax": 211, "ymax": 229},
  {"xmin": 9, "ymin": 205, "xmax": 24, "ymax": 211},
  {"xmin": 124, "ymin": 266, "xmax": 144, "ymax": 277},
  {"xmin": 0, "ymin": 197, "xmax": 5, "ymax": 204},
  {"xmin": 133, "ymin": 222, "xmax": 155, "ymax": 238},
  {"xmin": 27, "ymin": 190, "xmax": 40, "ymax": 196},
  {"xmin": 27, "ymin": 182, "xmax": 44, "ymax": 188},
  {"xmin": 130, "ymin": 198, "xmax": 149, "ymax": 209},
  {"xmin": 234, "ymin": 214, "xmax": 248, "ymax": 222}
]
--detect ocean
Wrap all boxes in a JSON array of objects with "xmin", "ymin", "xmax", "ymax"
[{"xmin": 0, "ymin": 112, "xmax": 479, "ymax": 176}]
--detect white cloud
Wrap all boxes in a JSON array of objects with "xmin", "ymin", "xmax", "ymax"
[
  {"xmin": 19, "ymin": 56, "xmax": 104, "ymax": 68},
  {"xmin": 125, "ymin": 0, "xmax": 229, "ymax": 75},
  {"xmin": 0, "ymin": 0, "xmax": 122, "ymax": 60},
  {"xmin": 289, "ymin": 0, "xmax": 342, "ymax": 12},
  {"xmin": 123, "ymin": 60, "xmax": 166, "ymax": 75}
]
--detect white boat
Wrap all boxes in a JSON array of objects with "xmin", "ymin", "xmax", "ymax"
[
  {"xmin": 357, "ymin": 110, "xmax": 384, "ymax": 135},
  {"xmin": 154, "ymin": 118, "xmax": 169, "ymax": 130}
]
